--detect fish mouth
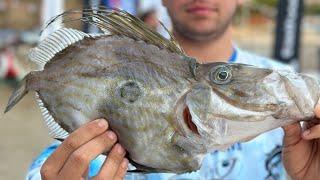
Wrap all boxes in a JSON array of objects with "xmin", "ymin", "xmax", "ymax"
[{"xmin": 183, "ymin": 106, "xmax": 200, "ymax": 135}]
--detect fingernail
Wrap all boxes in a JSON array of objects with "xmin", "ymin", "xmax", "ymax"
[
  {"xmin": 303, "ymin": 130, "xmax": 311, "ymax": 137},
  {"xmin": 98, "ymin": 119, "xmax": 108, "ymax": 128},
  {"xmin": 121, "ymin": 158, "xmax": 129, "ymax": 169},
  {"xmin": 106, "ymin": 131, "xmax": 116, "ymax": 140},
  {"xmin": 116, "ymin": 144, "xmax": 124, "ymax": 154}
]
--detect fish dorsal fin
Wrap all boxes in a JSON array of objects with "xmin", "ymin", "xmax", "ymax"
[
  {"xmin": 28, "ymin": 28, "xmax": 89, "ymax": 69},
  {"xmin": 35, "ymin": 93, "xmax": 69, "ymax": 139},
  {"xmin": 43, "ymin": 7, "xmax": 184, "ymax": 55}
]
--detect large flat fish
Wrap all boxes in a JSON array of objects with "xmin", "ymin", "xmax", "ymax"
[{"xmin": 4, "ymin": 8, "xmax": 320, "ymax": 173}]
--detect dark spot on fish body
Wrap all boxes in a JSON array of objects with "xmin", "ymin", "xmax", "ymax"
[{"xmin": 119, "ymin": 81, "xmax": 142, "ymax": 103}]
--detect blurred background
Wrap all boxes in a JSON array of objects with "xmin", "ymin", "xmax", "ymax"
[{"xmin": 0, "ymin": 0, "xmax": 319, "ymax": 179}]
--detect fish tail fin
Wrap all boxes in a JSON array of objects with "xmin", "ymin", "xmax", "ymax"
[{"xmin": 4, "ymin": 75, "xmax": 30, "ymax": 113}]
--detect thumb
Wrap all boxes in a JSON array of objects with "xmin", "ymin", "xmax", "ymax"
[
  {"xmin": 282, "ymin": 122, "xmax": 302, "ymax": 147},
  {"xmin": 314, "ymin": 100, "xmax": 320, "ymax": 118}
]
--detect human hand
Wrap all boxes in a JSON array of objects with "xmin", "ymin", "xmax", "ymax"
[
  {"xmin": 282, "ymin": 105, "xmax": 320, "ymax": 180},
  {"xmin": 40, "ymin": 119, "xmax": 129, "ymax": 180}
]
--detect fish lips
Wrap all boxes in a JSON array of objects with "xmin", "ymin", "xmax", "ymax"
[{"xmin": 175, "ymin": 95, "xmax": 206, "ymax": 138}]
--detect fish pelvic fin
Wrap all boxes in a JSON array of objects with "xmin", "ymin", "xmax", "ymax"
[{"xmin": 4, "ymin": 76, "xmax": 29, "ymax": 113}]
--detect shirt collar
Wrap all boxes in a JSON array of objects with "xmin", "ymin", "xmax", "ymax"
[{"xmin": 228, "ymin": 48, "xmax": 238, "ymax": 63}]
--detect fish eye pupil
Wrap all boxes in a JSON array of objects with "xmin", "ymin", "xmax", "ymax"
[
  {"xmin": 210, "ymin": 66, "xmax": 232, "ymax": 84},
  {"xmin": 218, "ymin": 71, "xmax": 228, "ymax": 80}
]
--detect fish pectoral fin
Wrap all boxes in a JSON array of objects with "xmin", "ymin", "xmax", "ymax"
[{"xmin": 4, "ymin": 77, "xmax": 29, "ymax": 113}]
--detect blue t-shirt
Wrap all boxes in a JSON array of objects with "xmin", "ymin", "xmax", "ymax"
[{"xmin": 26, "ymin": 49, "xmax": 291, "ymax": 180}]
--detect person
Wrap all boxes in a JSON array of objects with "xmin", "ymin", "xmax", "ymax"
[
  {"xmin": 26, "ymin": 0, "xmax": 320, "ymax": 179},
  {"xmin": 138, "ymin": 9, "xmax": 160, "ymax": 30}
]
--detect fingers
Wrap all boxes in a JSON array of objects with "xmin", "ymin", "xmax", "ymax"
[
  {"xmin": 314, "ymin": 100, "xmax": 320, "ymax": 118},
  {"xmin": 302, "ymin": 103, "xmax": 320, "ymax": 139},
  {"xmin": 114, "ymin": 159, "xmax": 129, "ymax": 180},
  {"xmin": 82, "ymin": 167, "xmax": 89, "ymax": 180},
  {"xmin": 300, "ymin": 101, "xmax": 320, "ymax": 140},
  {"xmin": 58, "ymin": 131, "xmax": 117, "ymax": 179},
  {"xmin": 282, "ymin": 122, "xmax": 302, "ymax": 148},
  {"xmin": 41, "ymin": 119, "xmax": 109, "ymax": 179},
  {"xmin": 94, "ymin": 144, "xmax": 127, "ymax": 180},
  {"xmin": 302, "ymin": 124, "xmax": 320, "ymax": 140}
]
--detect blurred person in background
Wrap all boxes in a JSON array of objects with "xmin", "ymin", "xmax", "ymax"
[
  {"xmin": 139, "ymin": 9, "xmax": 160, "ymax": 30},
  {"xmin": 0, "ymin": 47, "xmax": 19, "ymax": 81},
  {"xmin": 162, "ymin": 1, "xmax": 320, "ymax": 179},
  {"xmin": 0, "ymin": 38, "xmax": 21, "ymax": 86},
  {"xmin": 27, "ymin": 0, "xmax": 320, "ymax": 180}
]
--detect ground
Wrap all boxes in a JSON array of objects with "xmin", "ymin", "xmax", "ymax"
[{"xmin": 0, "ymin": 83, "xmax": 52, "ymax": 179}]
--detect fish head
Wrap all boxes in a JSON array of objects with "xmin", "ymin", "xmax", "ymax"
[{"xmin": 176, "ymin": 62, "xmax": 288, "ymax": 151}]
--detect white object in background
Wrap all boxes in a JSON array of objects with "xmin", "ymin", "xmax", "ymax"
[
  {"xmin": 139, "ymin": 0, "xmax": 172, "ymax": 38},
  {"xmin": 0, "ymin": 52, "xmax": 9, "ymax": 78},
  {"xmin": 40, "ymin": 0, "xmax": 65, "ymax": 40}
]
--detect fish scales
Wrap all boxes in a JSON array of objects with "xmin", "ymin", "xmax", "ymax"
[
  {"xmin": 43, "ymin": 35, "xmax": 195, "ymax": 171},
  {"xmin": 4, "ymin": 8, "xmax": 320, "ymax": 173}
]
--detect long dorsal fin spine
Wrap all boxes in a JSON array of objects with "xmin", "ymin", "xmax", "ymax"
[{"xmin": 41, "ymin": 8, "xmax": 184, "ymax": 55}]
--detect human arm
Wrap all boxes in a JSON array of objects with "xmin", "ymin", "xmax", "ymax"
[{"xmin": 29, "ymin": 119, "xmax": 128, "ymax": 180}]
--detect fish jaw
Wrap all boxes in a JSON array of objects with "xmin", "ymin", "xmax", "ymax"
[
  {"xmin": 179, "ymin": 68, "xmax": 320, "ymax": 151},
  {"xmin": 177, "ymin": 85, "xmax": 284, "ymax": 151}
]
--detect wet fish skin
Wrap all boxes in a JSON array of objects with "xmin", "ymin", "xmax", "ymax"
[
  {"xmin": 6, "ymin": 35, "xmax": 320, "ymax": 172},
  {"xmin": 171, "ymin": 63, "xmax": 320, "ymax": 154},
  {"xmin": 4, "ymin": 8, "xmax": 320, "ymax": 173},
  {"xmin": 28, "ymin": 36, "xmax": 201, "ymax": 172}
]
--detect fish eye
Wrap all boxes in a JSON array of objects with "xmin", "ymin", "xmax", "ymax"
[{"xmin": 210, "ymin": 65, "xmax": 232, "ymax": 84}]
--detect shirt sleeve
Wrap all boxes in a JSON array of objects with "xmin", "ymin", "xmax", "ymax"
[
  {"xmin": 25, "ymin": 142, "xmax": 165, "ymax": 180},
  {"xmin": 25, "ymin": 142, "xmax": 60, "ymax": 180},
  {"xmin": 25, "ymin": 141, "xmax": 108, "ymax": 180}
]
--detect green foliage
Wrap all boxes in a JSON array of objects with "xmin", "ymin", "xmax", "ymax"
[
  {"xmin": 253, "ymin": 0, "xmax": 320, "ymax": 15},
  {"xmin": 305, "ymin": 5, "xmax": 320, "ymax": 15},
  {"xmin": 253, "ymin": 0, "xmax": 278, "ymax": 8}
]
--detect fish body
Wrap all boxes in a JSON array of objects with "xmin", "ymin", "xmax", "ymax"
[
  {"xmin": 4, "ymin": 8, "xmax": 320, "ymax": 173},
  {"xmin": 32, "ymin": 35, "xmax": 199, "ymax": 172}
]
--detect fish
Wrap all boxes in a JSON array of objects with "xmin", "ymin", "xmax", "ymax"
[{"xmin": 4, "ymin": 8, "xmax": 320, "ymax": 173}]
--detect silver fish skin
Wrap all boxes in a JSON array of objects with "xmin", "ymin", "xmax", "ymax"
[{"xmin": 4, "ymin": 8, "xmax": 320, "ymax": 173}]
